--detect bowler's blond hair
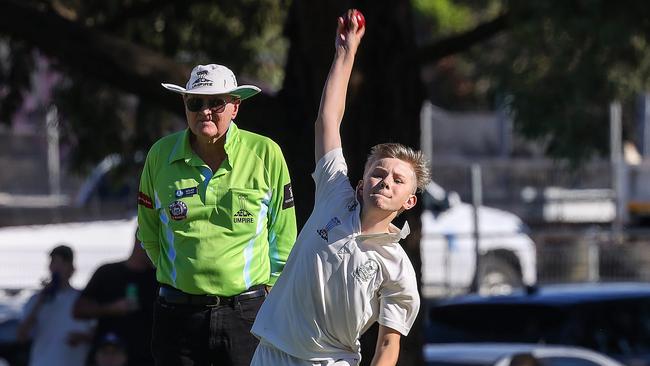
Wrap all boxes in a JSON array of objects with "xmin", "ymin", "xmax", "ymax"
[{"xmin": 364, "ymin": 143, "xmax": 431, "ymax": 193}]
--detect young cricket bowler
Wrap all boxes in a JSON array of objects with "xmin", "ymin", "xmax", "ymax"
[{"xmin": 251, "ymin": 9, "xmax": 430, "ymax": 366}]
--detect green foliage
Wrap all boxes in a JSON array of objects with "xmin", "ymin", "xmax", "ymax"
[
  {"xmin": 418, "ymin": 1, "xmax": 650, "ymax": 162},
  {"xmin": 67, "ymin": 0, "xmax": 289, "ymax": 87},
  {"xmin": 413, "ymin": 0, "xmax": 505, "ymax": 110},
  {"xmin": 413, "ymin": 0, "xmax": 503, "ymax": 40},
  {"xmin": 486, "ymin": 1, "xmax": 650, "ymax": 161},
  {"xmin": 6, "ymin": 0, "xmax": 650, "ymax": 169},
  {"xmin": 0, "ymin": 0, "xmax": 289, "ymax": 172},
  {"xmin": 412, "ymin": 0, "xmax": 473, "ymax": 34},
  {"xmin": 52, "ymin": 75, "xmax": 179, "ymax": 172}
]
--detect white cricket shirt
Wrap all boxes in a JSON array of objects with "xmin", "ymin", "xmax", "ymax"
[
  {"xmin": 22, "ymin": 287, "xmax": 94, "ymax": 366},
  {"xmin": 252, "ymin": 148, "xmax": 420, "ymax": 361}
]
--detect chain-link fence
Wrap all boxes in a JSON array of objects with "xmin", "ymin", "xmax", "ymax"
[
  {"xmin": 430, "ymin": 159, "xmax": 615, "ymax": 226},
  {"xmin": 534, "ymin": 228, "xmax": 650, "ymax": 284},
  {"xmin": 420, "ymin": 227, "xmax": 650, "ymax": 299}
]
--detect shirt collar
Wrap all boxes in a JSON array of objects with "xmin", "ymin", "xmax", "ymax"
[
  {"xmin": 169, "ymin": 129, "xmax": 193, "ymax": 164},
  {"xmin": 223, "ymin": 121, "xmax": 240, "ymax": 155},
  {"xmin": 168, "ymin": 121, "xmax": 240, "ymax": 164},
  {"xmin": 355, "ymin": 221, "xmax": 410, "ymax": 245}
]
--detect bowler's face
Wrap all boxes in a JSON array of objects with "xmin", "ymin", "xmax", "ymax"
[
  {"xmin": 359, "ymin": 157, "xmax": 417, "ymax": 213},
  {"xmin": 184, "ymin": 94, "xmax": 240, "ymax": 141}
]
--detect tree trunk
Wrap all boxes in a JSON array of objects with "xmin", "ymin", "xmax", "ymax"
[{"xmin": 0, "ymin": 1, "xmax": 190, "ymax": 114}]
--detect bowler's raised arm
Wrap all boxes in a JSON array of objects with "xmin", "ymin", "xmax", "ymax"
[{"xmin": 314, "ymin": 10, "xmax": 365, "ymax": 163}]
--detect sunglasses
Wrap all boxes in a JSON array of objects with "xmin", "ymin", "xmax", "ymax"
[{"xmin": 185, "ymin": 97, "xmax": 230, "ymax": 112}]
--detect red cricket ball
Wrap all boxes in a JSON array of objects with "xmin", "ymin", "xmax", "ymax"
[{"xmin": 344, "ymin": 9, "xmax": 365, "ymax": 31}]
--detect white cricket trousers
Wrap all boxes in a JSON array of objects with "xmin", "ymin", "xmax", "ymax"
[{"xmin": 250, "ymin": 341, "xmax": 358, "ymax": 366}]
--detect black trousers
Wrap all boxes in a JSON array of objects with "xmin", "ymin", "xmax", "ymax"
[{"xmin": 151, "ymin": 294, "xmax": 264, "ymax": 366}]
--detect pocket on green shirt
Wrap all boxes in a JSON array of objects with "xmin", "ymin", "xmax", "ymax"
[{"xmin": 227, "ymin": 188, "xmax": 265, "ymax": 233}]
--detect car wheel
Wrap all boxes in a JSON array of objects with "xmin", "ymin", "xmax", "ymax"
[{"xmin": 478, "ymin": 255, "xmax": 522, "ymax": 296}]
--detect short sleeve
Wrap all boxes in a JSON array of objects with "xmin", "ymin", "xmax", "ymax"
[
  {"xmin": 377, "ymin": 252, "xmax": 420, "ymax": 336},
  {"xmin": 137, "ymin": 144, "xmax": 161, "ymax": 264},
  {"xmin": 20, "ymin": 293, "xmax": 40, "ymax": 320},
  {"xmin": 311, "ymin": 148, "xmax": 353, "ymax": 205}
]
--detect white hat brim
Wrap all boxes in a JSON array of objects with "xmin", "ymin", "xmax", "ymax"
[{"xmin": 161, "ymin": 83, "xmax": 261, "ymax": 100}]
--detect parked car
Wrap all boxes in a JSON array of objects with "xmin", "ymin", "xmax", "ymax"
[
  {"xmin": 420, "ymin": 181, "xmax": 536, "ymax": 297},
  {"xmin": 424, "ymin": 343, "xmax": 624, "ymax": 366},
  {"xmin": 73, "ymin": 153, "xmax": 143, "ymax": 208},
  {"xmin": 425, "ymin": 282, "xmax": 650, "ymax": 366}
]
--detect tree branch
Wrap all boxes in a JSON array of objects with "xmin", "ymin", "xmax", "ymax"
[
  {"xmin": 99, "ymin": 0, "xmax": 178, "ymax": 31},
  {"xmin": 99, "ymin": 0, "xmax": 218, "ymax": 31},
  {"xmin": 417, "ymin": 12, "xmax": 509, "ymax": 65},
  {"xmin": 0, "ymin": 0, "xmax": 188, "ymax": 115}
]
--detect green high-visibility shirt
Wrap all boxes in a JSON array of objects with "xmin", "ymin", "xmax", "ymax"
[{"xmin": 137, "ymin": 123, "xmax": 297, "ymax": 296}]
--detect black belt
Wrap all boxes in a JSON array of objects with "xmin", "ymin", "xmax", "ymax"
[{"xmin": 158, "ymin": 284, "xmax": 266, "ymax": 307}]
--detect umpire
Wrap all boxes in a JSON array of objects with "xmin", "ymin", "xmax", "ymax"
[{"xmin": 137, "ymin": 64, "xmax": 297, "ymax": 366}]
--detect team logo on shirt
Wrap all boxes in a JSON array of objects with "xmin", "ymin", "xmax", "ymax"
[
  {"xmin": 346, "ymin": 199, "xmax": 358, "ymax": 212},
  {"xmin": 282, "ymin": 183, "xmax": 295, "ymax": 209},
  {"xmin": 317, "ymin": 217, "xmax": 341, "ymax": 241},
  {"xmin": 168, "ymin": 200, "xmax": 188, "ymax": 220},
  {"xmin": 352, "ymin": 260, "xmax": 379, "ymax": 282},
  {"xmin": 234, "ymin": 194, "xmax": 254, "ymax": 224},
  {"xmin": 337, "ymin": 243, "xmax": 352, "ymax": 258},
  {"xmin": 138, "ymin": 191, "xmax": 153, "ymax": 209},
  {"xmin": 175, "ymin": 186, "xmax": 198, "ymax": 198}
]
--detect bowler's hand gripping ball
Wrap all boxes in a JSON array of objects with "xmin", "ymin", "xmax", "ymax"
[{"xmin": 344, "ymin": 9, "xmax": 365, "ymax": 31}]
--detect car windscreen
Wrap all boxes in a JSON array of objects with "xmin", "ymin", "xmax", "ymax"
[
  {"xmin": 427, "ymin": 303, "xmax": 568, "ymax": 344},
  {"xmin": 567, "ymin": 298, "xmax": 650, "ymax": 357},
  {"xmin": 427, "ymin": 298, "xmax": 650, "ymax": 358}
]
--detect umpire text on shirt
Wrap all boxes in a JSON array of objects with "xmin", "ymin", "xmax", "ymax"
[{"xmin": 137, "ymin": 64, "xmax": 297, "ymax": 366}]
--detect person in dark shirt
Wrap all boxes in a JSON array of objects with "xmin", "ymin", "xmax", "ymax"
[{"xmin": 73, "ymin": 230, "xmax": 157, "ymax": 366}]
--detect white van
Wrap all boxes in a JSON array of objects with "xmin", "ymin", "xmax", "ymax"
[
  {"xmin": 0, "ymin": 217, "xmax": 138, "ymax": 290},
  {"xmin": 420, "ymin": 182, "xmax": 536, "ymax": 298}
]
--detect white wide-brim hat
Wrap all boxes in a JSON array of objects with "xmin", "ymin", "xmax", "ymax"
[{"xmin": 161, "ymin": 64, "xmax": 261, "ymax": 100}]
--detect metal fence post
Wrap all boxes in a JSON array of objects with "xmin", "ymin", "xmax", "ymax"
[
  {"xmin": 469, "ymin": 164, "xmax": 482, "ymax": 293},
  {"xmin": 610, "ymin": 101, "xmax": 625, "ymax": 243},
  {"xmin": 420, "ymin": 101, "xmax": 433, "ymax": 163},
  {"xmin": 46, "ymin": 105, "xmax": 60, "ymax": 196},
  {"xmin": 585, "ymin": 227, "xmax": 601, "ymax": 282}
]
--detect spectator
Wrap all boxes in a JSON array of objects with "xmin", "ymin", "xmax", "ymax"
[
  {"xmin": 73, "ymin": 232, "xmax": 157, "ymax": 366},
  {"xmin": 16, "ymin": 244, "xmax": 94, "ymax": 366}
]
